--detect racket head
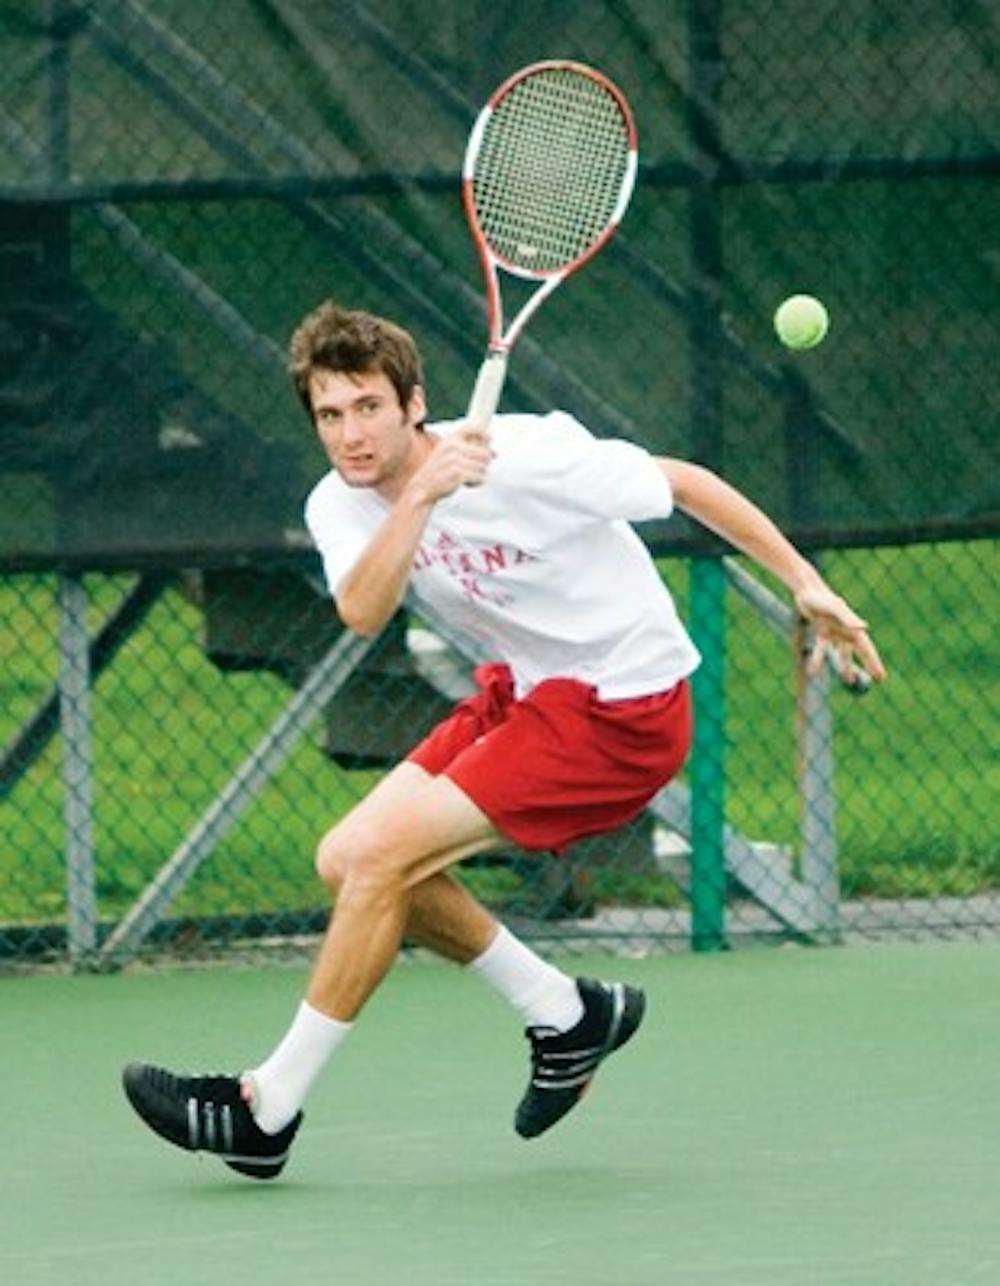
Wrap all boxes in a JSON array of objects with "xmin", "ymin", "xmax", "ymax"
[{"xmin": 462, "ymin": 60, "xmax": 637, "ymax": 287}]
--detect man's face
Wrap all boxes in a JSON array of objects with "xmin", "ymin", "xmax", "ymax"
[{"xmin": 309, "ymin": 367, "xmax": 426, "ymax": 491}]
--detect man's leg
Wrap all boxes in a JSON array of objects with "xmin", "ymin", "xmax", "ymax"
[
  {"xmin": 305, "ymin": 766, "xmax": 499, "ymax": 1021},
  {"xmin": 248, "ymin": 763, "xmax": 582, "ymax": 1133},
  {"xmin": 317, "ymin": 762, "xmax": 503, "ymax": 962},
  {"xmin": 310, "ymin": 763, "xmax": 583, "ymax": 1022},
  {"xmin": 301, "ymin": 766, "xmax": 646, "ymax": 1144},
  {"xmin": 122, "ymin": 763, "xmax": 633, "ymax": 1171},
  {"xmin": 121, "ymin": 764, "xmax": 500, "ymax": 1179}
]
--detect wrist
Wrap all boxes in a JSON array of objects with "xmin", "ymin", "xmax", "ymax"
[
  {"xmin": 400, "ymin": 477, "xmax": 437, "ymax": 515},
  {"xmin": 788, "ymin": 559, "xmax": 824, "ymax": 596}
]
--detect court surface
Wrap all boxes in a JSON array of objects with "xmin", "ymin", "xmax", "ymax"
[{"xmin": 2, "ymin": 941, "xmax": 998, "ymax": 1286}]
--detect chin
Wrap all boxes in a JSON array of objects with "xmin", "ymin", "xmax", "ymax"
[{"xmin": 338, "ymin": 462, "xmax": 380, "ymax": 487}]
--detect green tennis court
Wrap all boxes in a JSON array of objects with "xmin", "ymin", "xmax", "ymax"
[{"xmin": 4, "ymin": 942, "xmax": 998, "ymax": 1286}]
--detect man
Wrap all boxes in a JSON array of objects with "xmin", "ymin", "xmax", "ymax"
[{"xmin": 123, "ymin": 302, "xmax": 885, "ymax": 1179}]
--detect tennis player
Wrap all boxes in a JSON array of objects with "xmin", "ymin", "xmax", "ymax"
[{"xmin": 124, "ymin": 301, "xmax": 886, "ymax": 1179}]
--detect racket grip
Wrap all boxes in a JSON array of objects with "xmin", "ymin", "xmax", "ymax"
[
  {"xmin": 465, "ymin": 350, "xmax": 509, "ymax": 431},
  {"xmin": 819, "ymin": 646, "xmax": 873, "ymax": 697}
]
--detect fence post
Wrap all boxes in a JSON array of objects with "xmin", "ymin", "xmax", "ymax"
[
  {"xmin": 58, "ymin": 573, "xmax": 98, "ymax": 966},
  {"xmin": 689, "ymin": 556, "xmax": 727, "ymax": 950},
  {"xmin": 686, "ymin": 0, "xmax": 727, "ymax": 950},
  {"xmin": 783, "ymin": 368, "xmax": 842, "ymax": 938},
  {"xmin": 796, "ymin": 623, "xmax": 842, "ymax": 940}
]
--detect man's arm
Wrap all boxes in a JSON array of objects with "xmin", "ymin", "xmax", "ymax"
[
  {"xmin": 660, "ymin": 458, "xmax": 887, "ymax": 682},
  {"xmin": 334, "ymin": 489, "xmax": 435, "ymax": 636},
  {"xmin": 335, "ymin": 428, "xmax": 492, "ymax": 636}
]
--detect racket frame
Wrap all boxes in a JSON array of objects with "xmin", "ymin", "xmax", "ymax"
[{"xmin": 461, "ymin": 59, "xmax": 637, "ymax": 427}]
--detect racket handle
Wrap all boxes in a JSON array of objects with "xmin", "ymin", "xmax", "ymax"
[
  {"xmin": 465, "ymin": 350, "xmax": 508, "ymax": 431},
  {"xmin": 818, "ymin": 644, "xmax": 872, "ymax": 696}
]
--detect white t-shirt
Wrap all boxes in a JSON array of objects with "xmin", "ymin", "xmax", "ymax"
[{"xmin": 305, "ymin": 411, "xmax": 700, "ymax": 699}]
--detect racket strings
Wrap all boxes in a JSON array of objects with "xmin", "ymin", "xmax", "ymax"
[{"xmin": 473, "ymin": 69, "xmax": 632, "ymax": 273}]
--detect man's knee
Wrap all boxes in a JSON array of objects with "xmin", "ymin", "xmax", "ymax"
[
  {"xmin": 314, "ymin": 772, "xmax": 494, "ymax": 895},
  {"xmin": 314, "ymin": 824, "xmax": 408, "ymax": 895},
  {"xmin": 315, "ymin": 828, "xmax": 348, "ymax": 892}
]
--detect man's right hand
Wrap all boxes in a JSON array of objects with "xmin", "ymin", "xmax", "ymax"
[{"xmin": 410, "ymin": 428, "xmax": 494, "ymax": 503}]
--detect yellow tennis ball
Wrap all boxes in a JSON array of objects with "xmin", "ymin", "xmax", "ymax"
[{"xmin": 774, "ymin": 294, "xmax": 829, "ymax": 350}]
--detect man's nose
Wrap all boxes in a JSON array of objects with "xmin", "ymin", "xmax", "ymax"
[{"xmin": 340, "ymin": 413, "xmax": 365, "ymax": 443}]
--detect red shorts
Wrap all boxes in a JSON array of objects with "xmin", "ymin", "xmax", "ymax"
[{"xmin": 406, "ymin": 663, "xmax": 692, "ymax": 853}]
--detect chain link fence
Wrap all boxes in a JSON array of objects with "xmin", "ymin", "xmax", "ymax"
[{"xmin": 1, "ymin": 2, "xmax": 997, "ymax": 968}]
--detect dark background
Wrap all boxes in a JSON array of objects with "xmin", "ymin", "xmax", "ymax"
[{"xmin": 1, "ymin": 0, "xmax": 998, "ymax": 568}]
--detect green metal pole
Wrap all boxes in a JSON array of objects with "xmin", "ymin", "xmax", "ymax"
[{"xmin": 689, "ymin": 556, "xmax": 727, "ymax": 951}]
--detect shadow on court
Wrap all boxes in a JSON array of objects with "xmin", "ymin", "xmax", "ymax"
[{"xmin": 2, "ymin": 944, "xmax": 999, "ymax": 1286}]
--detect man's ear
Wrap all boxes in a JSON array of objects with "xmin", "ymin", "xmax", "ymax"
[{"xmin": 407, "ymin": 384, "xmax": 427, "ymax": 426}]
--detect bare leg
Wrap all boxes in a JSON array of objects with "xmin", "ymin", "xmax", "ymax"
[
  {"xmin": 246, "ymin": 764, "xmax": 580, "ymax": 1133},
  {"xmin": 308, "ymin": 767, "xmax": 500, "ymax": 1020},
  {"xmin": 316, "ymin": 762, "xmax": 504, "ymax": 958},
  {"xmin": 403, "ymin": 870, "xmax": 501, "ymax": 963}
]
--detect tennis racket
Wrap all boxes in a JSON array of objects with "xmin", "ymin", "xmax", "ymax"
[{"xmin": 462, "ymin": 60, "xmax": 637, "ymax": 430}]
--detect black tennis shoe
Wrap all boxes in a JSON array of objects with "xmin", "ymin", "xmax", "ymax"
[
  {"xmin": 515, "ymin": 977, "xmax": 646, "ymax": 1139},
  {"xmin": 122, "ymin": 1063, "xmax": 302, "ymax": 1180}
]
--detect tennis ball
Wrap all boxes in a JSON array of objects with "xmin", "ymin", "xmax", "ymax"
[{"xmin": 773, "ymin": 294, "xmax": 829, "ymax": 350}]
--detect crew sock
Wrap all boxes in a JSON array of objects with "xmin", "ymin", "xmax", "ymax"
[
  {"xmin": 244, "ymin": 1000, "xmax": 352, "ymax": 1134},
  {"xmin": 467, "ymin": 925, "xmax": 584, "ymax": 1032}
]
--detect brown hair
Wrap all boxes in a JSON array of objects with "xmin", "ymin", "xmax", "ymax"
[{"xmin": 288, "ymin": 301, "xmax": 424, "ymax": 416}]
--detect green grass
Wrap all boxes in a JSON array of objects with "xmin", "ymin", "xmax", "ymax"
[
  {"xmin": 0, "ymin": 540, "xmax": 997, "ymax": 932},
  {"xmin": 729, "ymin": 543, "xmax": 999, "ymax": 896}
]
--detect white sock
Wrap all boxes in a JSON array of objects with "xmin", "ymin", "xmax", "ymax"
[
  {"xmin": 244, "ymin": 1001, "xmax": 352, "ymax": 1134},
  {"xmin": 467, "ymin": 925, "xmax": 584, "ymax": 1032}
]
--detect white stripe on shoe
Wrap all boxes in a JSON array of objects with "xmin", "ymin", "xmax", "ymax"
[{"xmin": 186, "ymin": 1097, "xmax": 199, "ymax": 1148}]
